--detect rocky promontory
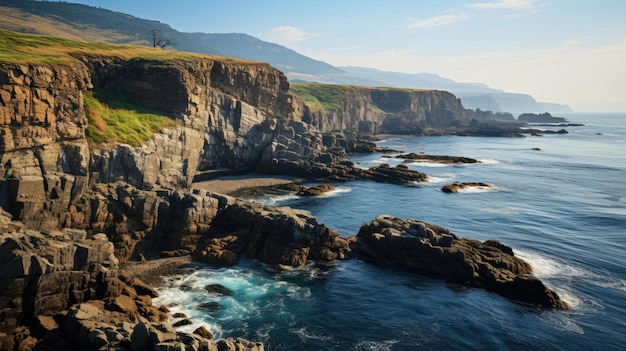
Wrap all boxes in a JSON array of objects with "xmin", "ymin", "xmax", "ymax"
[
  {"xmin": 517, "ymin": 112, "xmax": 567, "ymax": 123},
  {"xmin": 350, "ymin": 215, "xmax": 567, "ymax": 309}
]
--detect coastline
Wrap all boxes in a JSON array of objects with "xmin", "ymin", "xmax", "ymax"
[{"xmin": 191, "ymin": 173, "xmax": 304, "ymax": 197}]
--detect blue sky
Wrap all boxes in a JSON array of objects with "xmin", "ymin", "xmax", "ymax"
[{"xmin": 66, "ymin": 0, "xmax": 626, "ymax": 112}]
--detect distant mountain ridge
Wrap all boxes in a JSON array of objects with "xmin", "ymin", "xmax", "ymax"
[
  {"xmin": 0, "ymin": 0, "xmax": 571, "ymax": 114},
  {"xmin": 339, "ymin": 67, "xmax": 572, "ymax": 114}
]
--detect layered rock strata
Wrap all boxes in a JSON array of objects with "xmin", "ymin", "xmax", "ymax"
[{"xmin": 350, "ymin": 215, "xmax": 567, "ymax": 308}]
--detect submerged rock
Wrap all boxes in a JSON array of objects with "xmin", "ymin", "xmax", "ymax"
[
  {"xmin": 205, "ymin": 284, "xmax": 234, "ymax": 296},
  {"xmin": 389, "ymin": 153, "xmax": 480, "ymax": 164},
  {"xmin": 441, "ymin": 181, "xmax": 493, "ymax": 193},
  {"xmin": 296, "ymin": 184, "xmax": 336, "ymax": 196},
  {"xmin": 350, "ymin": 215, "xmax": 568, "ymax": 309}
]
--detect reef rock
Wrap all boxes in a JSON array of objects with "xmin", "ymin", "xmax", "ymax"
[
  {"xmin": 195, "ymin": 200, "xmax": 351, "ymax": 267},
  {"xmin": 296, "ymin": 184, "xmax": 336, "ymax": 196},
  {"xmin": 350, "ymin": 215, "xmax": 567, "ymax": 308},
  {"xmin": 390, "ymin": 153, "xmax": 480, "ymax": 164},
  {"xmin": 441, "ymin": 181, "xmax": 493, "ymax": 193}
]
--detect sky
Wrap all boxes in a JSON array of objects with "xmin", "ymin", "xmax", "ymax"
[{"xmin": 65, "ymin": 0, "xmax": 626, "ymax": 112}]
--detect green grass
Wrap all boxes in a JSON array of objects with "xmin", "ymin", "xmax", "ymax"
[
  {"xmin": 84, "ymin": 89, "xmax": 176, "ymax": 146},
  {"xmin": 289, "ymin": 84, "xmax": 351, "ymax": 111}
]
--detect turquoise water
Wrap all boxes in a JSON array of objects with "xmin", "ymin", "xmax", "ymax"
[{"xmin": 155, "ymin": 113, "xmax": 626, "ymax": 350}]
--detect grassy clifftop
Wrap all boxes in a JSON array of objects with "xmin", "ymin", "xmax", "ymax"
[
  {"xmin": 0, "ymin": 29, "xmax": 265, "ymax": 146},
  {"xmin": 0, "ymin": 29, "xmax": 255, "ymax": 65},
  {"xmin": 290, "ymin": 83, "xmax": 429, "ymax": 112},
  {"xmin": 289, "ymin": 84, "xmax": 351, "ymax": 111}
]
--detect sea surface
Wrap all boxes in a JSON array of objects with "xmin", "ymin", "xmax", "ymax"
[{"xmin": 155, "ymin": 113, "xmax": 626, "ymax": 350}]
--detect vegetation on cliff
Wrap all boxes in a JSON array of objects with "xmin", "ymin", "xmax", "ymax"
[
  {"xmin": 290, "ymin": 83, "xmax": 432, "ymax": 113},
  {"xmin": 84, "ymin": 89, "xmax": 176, "ymax": 146},
  {"xmin": 290, "ymin": 83, "xmax": 351, "ymax": 111}
]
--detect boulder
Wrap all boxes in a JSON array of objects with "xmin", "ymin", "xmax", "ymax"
[
  {"xmin": 296, "ymin": 184, "xmax": 335, "ymax": 196},
  {"xmin": 194, "ymin": 200, "xmax": 351, "ymax": 267},
  {"xmin": 194, "ymin": 325, "xmax": 214, "ymax": 340},
  {"xmin": 350, "ymin": 215, "xmax": 567, "ymax": 308},
  {"xmin": 204, "ymin": 284, "xmax": 234, "ymax": 297},
  {"xmin": 441, "ymin": 181, "xmax": 493, "ymax": 193}
]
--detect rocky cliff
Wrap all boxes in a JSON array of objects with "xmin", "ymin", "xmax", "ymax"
[{"xmin": 295, "ymin": 85, "xmax": 470, "ymax": 134}]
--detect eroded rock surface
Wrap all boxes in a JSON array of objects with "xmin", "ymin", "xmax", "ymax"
[
  {"xmin": 350, "ymin": 215, "xmax": 567, "ymax": 308},
  {"xmin": 441, "ymin": 181, "xmax": 493, "ymax": 193}
]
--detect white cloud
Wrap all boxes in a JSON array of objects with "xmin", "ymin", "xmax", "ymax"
[
  {"xmin": 269, "ymin": 26, "xmax": 315, "ymax": 46},
  {"xmin": 407, "ymin": 14, "xmax": 469, "ymax": 28},
  {"xmin": 467, "ymin": 0, "xmax": 540, "ymax": 10}
]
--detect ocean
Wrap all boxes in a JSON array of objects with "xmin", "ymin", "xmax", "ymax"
[{"xmin": 154, "ymin": 113, "xmax": 626, "ymax": 350}]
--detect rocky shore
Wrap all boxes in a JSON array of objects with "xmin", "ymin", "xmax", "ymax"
[{"xmin": 0, "ymin": 40, "xmax": 571, "ymax": 350}]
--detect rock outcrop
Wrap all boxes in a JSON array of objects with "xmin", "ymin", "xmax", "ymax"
[
  {"xmin": 517, "ymin": 112, "xmax": 567, "ymax": 123},
  {"xmin": 296, "ymin": 184, "xmax": 335, "ymax": 196},
  {"xmin": 350, "ymin": 215, "xmax": 567, "ymax": 308},
  {"xmin": 388, "ymin": 153, "xmax": 480, "ymax": 164},
  {"xmin": 296, "ymin": 86, "xmax": 470, "ymax": 134},
  {"xmin": 195, "ymin": 200, "xmax": 351, "ymax": 267},
  {"xmin": 441, "ymin": 181, "xmax": 493, "ymax": 193}
]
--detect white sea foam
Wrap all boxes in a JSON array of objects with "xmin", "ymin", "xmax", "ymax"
[
  {"xmin": 478, "ymin": 158, "xmax": 501, "ymax": 164},
  {"xmin": 355, "ymin": 339, "xmax": 400, "ymax": 351},
  {"xmin": 291, "ymin": 326, "xmax": 335, "ymax": 342},
  {"xmin": 265, "ymin": 194, "xmax": 299, "ymax": 205},
  {"xmin": 318, "ymin": 186, "xmax": 352, "ymax": 197},
  {"xmin": 444, "ymin": 184, "xmax": 500, "ymax": 194},
  {"xmin": 403, "ymin": 161, "xmax": 449, "ymax": 167},
  {"xmin": 425, "ymin": 173, "xmax": 456, "ymax": 184},
  {"xmin": 514, "ymin": 250, "xmax": 588, "ymax": 309},
  {"xmin": 515, "ymin": 250, "xmax": 585, "ymax": 279}
]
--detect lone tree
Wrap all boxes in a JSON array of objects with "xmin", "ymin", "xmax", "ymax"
[{"xmin": 150, "ymin": 29, "xmax": 174, "ymax": 49}]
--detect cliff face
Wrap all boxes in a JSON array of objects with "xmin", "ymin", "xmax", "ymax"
[
  {"xmin": 83, "ymin": 56, "xmax": 294, "ymax": 190},
  {"xmin": 0, "ymin": 62, "xmax": 92, "ymax": 229},
  {"xmin": 299, "ymin": 87, "xmax": 469, "ymax": 134},
  {"xmin": 0, "ymin": 56, "xmax": 298, "ymax": 228}
]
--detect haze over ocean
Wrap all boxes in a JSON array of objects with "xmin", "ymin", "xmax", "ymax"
[{"xmin": 156, "ymin": 113, "xmax": 626, "ymax": 350}]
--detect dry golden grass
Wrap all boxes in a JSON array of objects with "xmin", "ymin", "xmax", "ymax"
[
  {"xmin": 0, "ymin": 28, "xmax": 262, "ymax": 66},
  {"xmin": 0, "ymin": 6, "xmax": 144, "ymax": 45}
]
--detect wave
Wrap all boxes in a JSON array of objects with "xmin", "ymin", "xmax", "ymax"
[
  {"xmin": 443, "ymin": 184, "xmax": 501, "ymax": 194},
  {"xmin": 515, "ymin": 249, "xmax": 586, "ymax": 280},
  {"xmin": 318, "ymin": 186, "xmax": 352, "ymax": 198},
  {"xmin": 354, "ymin": 339, "xmax": 400, "ymax": 351},
  {"xmin": 513, "ymin": 249, "xmax": 626, "ymax": 312},
  {"xmin": 263, "ymin": 194, "xmax": 299, "ymax": 205},
  {"xmin": 481, "ymin": 207, "xmax": 520, "ymax": 215},
  {"xmin": 403, "ymin": 161, "xmax": 450, "ymax": 168},
  {"xmin": 291, "ymin": 326, "xmax": 335, "ymax": 343},
  {"xmin": 425, "ymin": 173, "xmax": 456, "ymax": 184},
  {"xmin": 153, "ymin": 262, "xmax": 310, "ymax": 339},
  {"xmin": 478, "ymin": 158, "xmax": 501, "ymax": 164}
]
